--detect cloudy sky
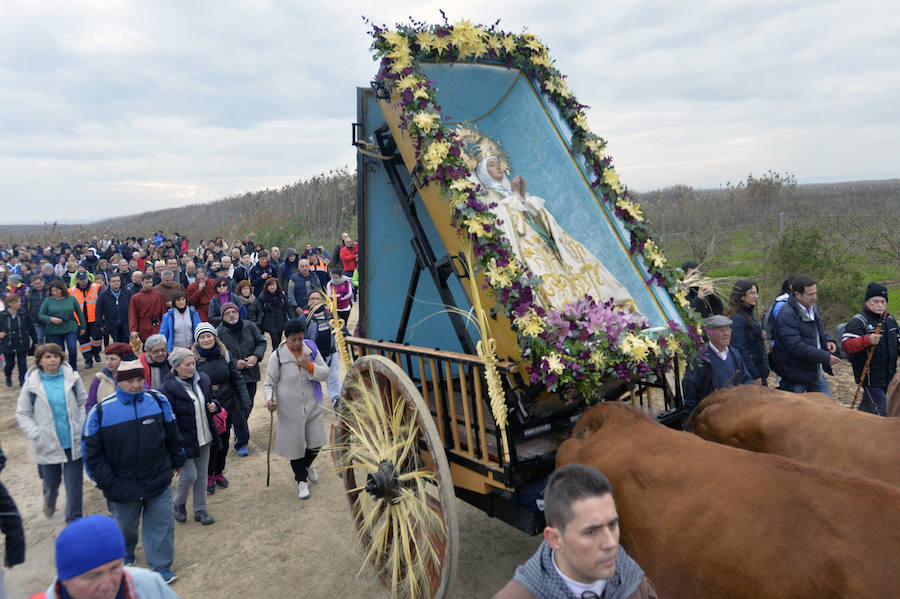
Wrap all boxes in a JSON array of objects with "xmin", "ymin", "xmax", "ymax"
[{"xmin": 2, "ymin": 0, "xmax": 897, "ymax": 222}]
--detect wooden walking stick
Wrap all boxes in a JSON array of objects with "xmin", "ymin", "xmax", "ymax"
[
  {"xmin": 851, "ymin": 323, "xmax": 882, "ymax": 409},
  {"xmin": 266, "ymin": 410, "xmax": 274, "ymax": 487}
]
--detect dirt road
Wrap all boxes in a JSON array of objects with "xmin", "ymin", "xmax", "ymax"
[{"xmin": 0, "ymin": 345, "xmax": 536, "ymax": 599}]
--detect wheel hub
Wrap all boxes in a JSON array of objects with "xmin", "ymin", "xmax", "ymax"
[{"xmin": 365, "ymin": 459, "xmax": 400, "ymax": 503}]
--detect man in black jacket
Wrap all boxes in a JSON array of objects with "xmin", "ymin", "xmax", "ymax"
[
  {"xmin": 216, "ymin": 303, "xmax": 266, "ymax": 456},
  {"xmin": 840, "ymin": 283, "xmax": 899, "ymax": 415},
  {"xmin": 97, "ymin": 273, "xmax": 132, "ymax": 343},
  {"xmin": 772, "ymin": 275, "xmax": 842, "ymax": 395}
]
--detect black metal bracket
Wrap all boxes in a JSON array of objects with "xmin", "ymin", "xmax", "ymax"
[{"xmin": 373, "ymin": 124, "xmax": 476, "ymax": 355}]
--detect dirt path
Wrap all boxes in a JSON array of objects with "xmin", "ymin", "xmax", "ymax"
[
  {"xmin": 0, "ymin": 336, "xmax": 863, "ymax": 598},
  {"xmin": 0, "ymin": 320, "xmax": 536, "ymax": 598}
]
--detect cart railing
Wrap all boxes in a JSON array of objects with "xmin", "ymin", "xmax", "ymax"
[{"xmin": 345, "ymin": 337, "xmax": 516, "ymax": 472}]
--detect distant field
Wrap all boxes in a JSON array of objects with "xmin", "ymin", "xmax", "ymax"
[{"xmin": 637, "ymin": 177, "xmax": 900, "ymax": 328}]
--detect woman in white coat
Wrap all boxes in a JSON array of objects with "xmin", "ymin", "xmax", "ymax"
[
  {"xmin": 16, "ymin": 343, "xmax": 87, "ymax": 523},
  {"xmin": 263, "ymin": 318, "xmax": 329, "ymax": 500}
]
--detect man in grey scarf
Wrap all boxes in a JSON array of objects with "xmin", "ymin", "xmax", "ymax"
[{"xmin": 493, "ymin": 465, "xmax": 657, "ymax": 599}]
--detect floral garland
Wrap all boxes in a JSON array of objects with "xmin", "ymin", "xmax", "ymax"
[{"xmin": 368, "ymin": 16, "xmax": 702, "ymax": 402}]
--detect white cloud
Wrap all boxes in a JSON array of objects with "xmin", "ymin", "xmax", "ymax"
[{"xmin": 0, "ymin": 0, "xmax": 897, "ymax": 220}]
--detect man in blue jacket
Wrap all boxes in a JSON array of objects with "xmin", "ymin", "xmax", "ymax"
[
  {"xmin": 681, "ymin": 315, "xmax": 755, "ymax": 413},
  {"xmin": 772, "ymin": 275, "xmax": 842, "ymax": 395},
  {"xmin": 83, "ymin": 360, "xmax": 185, "ymax": 585}
]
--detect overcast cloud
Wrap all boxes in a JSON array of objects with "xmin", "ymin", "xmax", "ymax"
[{"xmin": 1, "ymin": 0, "xmax": 897, "ymax": 222}]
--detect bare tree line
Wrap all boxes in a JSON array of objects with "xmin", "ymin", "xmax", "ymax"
[{"xmin": 0, "ymin": 169, "xmax": 357, "ymax": 248}]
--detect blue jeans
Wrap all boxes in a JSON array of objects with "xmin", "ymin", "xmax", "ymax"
[
  {"xmin": 108, "ymin": 488, "xmax": 175, "ymax": 572},
  {"xmin": 33, "ymin": 322, "xmax": 46, "ymax": 346},
  {"xmin": 779, "ymin": 376, "xmax": 831, "ymax": 396},
  {"xmin": 47, "ymin": 331, "xmax": 79, "ymax": 371},
  {"xmin": 858, "ymin": 387, "xmax": 887, "ymax": 416}
]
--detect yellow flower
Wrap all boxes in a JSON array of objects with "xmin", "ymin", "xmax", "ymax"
[
  {"xmin": 486, "ymin": 258, "xmax": 517, "ymax": 287},
  {"xmin": 674, "ymin": 287, "xmax": 689, "ymax": 308},
  {"xmin": 615, "ymin": 198, "xmax": 644, "ymax": 222},
  {"xmin": 381, "ymin": 31, "xmax": 407, "ymax": 49},
  {"xmin": 644, "ymin": 240, "xmax": 667, "ymax": 269},
  {"xmin": 573, "ymin": 111, "xmax": 588, "ymax": 131},
  {"xmin": 531, "ymin": 52, "xmax": 552, "ymax": 68},
  {"xmin": 412, "ymin": 88, "xmax": 429, "ymax": 101},
  {"xmin": 604, "ymin": 169, "xmax": 625, "ymax": 195},
  {"xmin": 522, "ymin": 34, "xmax": 545, "ymax": 54},
  {"xmin": 422, "ymin": 140, "xmax": 450, "ymax": 172},
  {"xmin": 514, "ymin": 309, "xmax": 545, "ymax": 337},
  {"xmin": 665, "ymin": 335, "xmax": 681, "ymax": 355},
  {"xmin": 589, "ymin": 349, "xmax": 607, "ymax": 369},
  {"xmin": 501, "ymin": 34, "xmax": 517, "ymax": 54},
  {"xmin": 396, "ymin": 74, "xmax": 421, "ymax": 92},
  {"xmin": 413, "ymin": 111, "xmax": 440, "ymax": 133},
  {"xmin": 450, "ymin": 19, "xmax": 487, "ymax": 59},
  {"xmin": 450, "ymin": 178, "xmax": 476, "ymax": 193},
  {"xmin": 486, "ymin": 34, "xmax": 503, "ymax": 53},
  {"xmin": 621, "ymin": 333, "xmax": 650, "ymax": 362},
  {"xmin": 585, "ymin": 137, "xmax": 606, "ymax": 156},
  {"xmin": 546, "ymin": 352, "xmax": 565, "ymax": 375},
  {"xmin": 417, "ymin": 31, "xmax": 438, "ymax": 53},
  {"xmin": 465, "ymin": 214, "xmax": 494, "ymax": 240},
  {"xmin": 449, "ymin": 191, "xmax": 468, "ymax": 210},
  {"xmin": 543, "ymin": 77, "xmax": 568, "ymax": 96},
  {"xmin": 387, "ymin": 43, "xmax": 413, "ymax": 73}
]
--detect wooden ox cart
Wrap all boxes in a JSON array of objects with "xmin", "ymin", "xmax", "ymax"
[{"xmin": 330, "ymin": 20, "xmax": 697, "ymax": 599}]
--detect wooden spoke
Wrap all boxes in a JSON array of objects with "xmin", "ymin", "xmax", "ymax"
[{"xmin": 336, "ymin": 355, "xmax": 459, "ymax": 599}]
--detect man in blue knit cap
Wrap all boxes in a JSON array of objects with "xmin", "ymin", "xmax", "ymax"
[{"xmin": 34, "ymin": 514, "xmax": 177, "ymax": 598}]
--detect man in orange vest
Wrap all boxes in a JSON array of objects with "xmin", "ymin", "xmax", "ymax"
[{"xmin": 70, "ymin": 272, "xmax": 103, "ymax": 368}]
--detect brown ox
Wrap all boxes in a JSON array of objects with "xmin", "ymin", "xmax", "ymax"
[
  {"xmin": 691, "ymin": 385, "xmax": 900, "ymax": 487},
  {"xmin": 558, "ymin": 402, "xmax": 900, "ymax": 598}
]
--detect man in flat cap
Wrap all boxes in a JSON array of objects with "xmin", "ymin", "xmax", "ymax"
[
  {"xmin": 83, "ymin": 360, "xmax": 184, "ymax": 585},
  {"xmin": 681, "ymin": 314, "xmax": 755, "ymax": 413},
  {"xmin": 34, "ymin": 515, "xmax": 177, "ymax": 598},
  {"xmin": 840, "ymin": 282, "xmax": 900, "ymax": 415}
]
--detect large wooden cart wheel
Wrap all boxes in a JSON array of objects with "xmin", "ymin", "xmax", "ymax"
[{"xmin": 336, "ymin": 355, "xmax": 459, "ymax": 599}]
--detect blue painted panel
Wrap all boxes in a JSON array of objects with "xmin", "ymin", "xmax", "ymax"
[
  {"xmin": 361, "ymin": 89, "xmax": 477, "ymax": 353},
  {"xmin": 419, "ymin": 63, "xmax": 682, "ymax": 329}
]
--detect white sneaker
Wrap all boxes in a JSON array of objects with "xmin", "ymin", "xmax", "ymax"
[
  {"xmin": 297, "ymin": 481, "xmax": 310, "ymax": 500},
  {"xmin": 307, "ymin": 465, "xmax": 318, "ymax": 483}
]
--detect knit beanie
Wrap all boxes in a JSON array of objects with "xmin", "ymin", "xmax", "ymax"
[
  {"xmin": 221, "ymin": 301, "xmax": 239, "ymax": 315},
  {"xmin": 168, "ymin": 346, "xmax": 193, "ymax": 369},
  {"xmin": 56, "ymin": 515, "xmax": 126, "ymax": 581},
  {"xmin": 115, "ymin": 360, "xmax": 145, "ymax": 382},
  {"xmin": 194, "ymin": 321, "xmax": 218, "ymax": 341},
  {"xmin": 865, "ymin": 283, "xmax": 888, "ymax": 302}
]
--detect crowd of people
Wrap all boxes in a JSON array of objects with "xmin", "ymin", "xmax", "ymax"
[
  {"xmin": 680, "ymin": 261, "xmax": 897, "ymax": 417},
  {"xmin": 0, "ymin": 231, "xmax": 359, "ymax": 591}
]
